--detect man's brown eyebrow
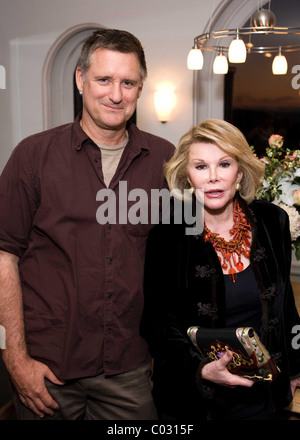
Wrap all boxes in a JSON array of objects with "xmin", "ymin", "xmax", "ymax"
[
  {"xmin": 94, "ymin": 75, "xmax": 111, "ymax": 80},
  {"xmin": 122, "ymin": 78, "xmax": 140, "ymax": 84},
  {"xmin": 92, "ymin": 76, "xmax": 139, "ymax": 85}
]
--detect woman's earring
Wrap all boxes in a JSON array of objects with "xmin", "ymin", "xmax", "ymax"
[
  {"xmin": 188, "ymin": 187, "xmax": 194, "ymax": 194},
  {"xmin": 236, "ymin": 182, "xmax": 241, "ymax": 191}
]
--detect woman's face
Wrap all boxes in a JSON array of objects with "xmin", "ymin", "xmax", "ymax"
[{"xmin": 187, "ymin": 142, "xmax": 243, "ymax": 213}]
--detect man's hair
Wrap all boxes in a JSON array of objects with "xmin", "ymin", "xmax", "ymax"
[{"xmin": 77, "ymin": 28, "xmax": 147, "ymax": 81}]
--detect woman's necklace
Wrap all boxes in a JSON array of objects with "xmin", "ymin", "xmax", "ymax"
[{"xmin": 203, "ymin": 199, "xmax": 251, "ymax": 282}]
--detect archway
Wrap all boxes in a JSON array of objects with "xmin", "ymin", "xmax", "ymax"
[{"xmin": 42, "ymin": 23, "xmax": 102, "ymax": 130}]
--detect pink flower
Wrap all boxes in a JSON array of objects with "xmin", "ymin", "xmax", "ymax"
[
  {"xmin": 285, "ymin": 153, "xmax": 297, "ymax": 160},
  {"xmin": 260, "ymin": 157, "xmax": 269, "ymax": 164},
  {"xmin": 268, "ymin": 134, "xmax": 284, "ymax": 149},
  {"xmin": 293, "ymin": 189, "xmax": 300, "ymax": 205}
]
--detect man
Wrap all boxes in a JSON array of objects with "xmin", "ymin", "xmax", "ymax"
[{"xmin": 0, "ymin": 29, "xmax": 175, "ymax": 420}]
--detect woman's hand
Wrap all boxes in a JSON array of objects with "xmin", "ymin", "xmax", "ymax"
[{"xmin": 200, "ymin": 350, "xmax": 254, "ymax": 388}]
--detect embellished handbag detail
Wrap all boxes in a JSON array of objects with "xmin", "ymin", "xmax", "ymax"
[{"xmin": 187, "ymin": 326, "xmax": 280, "ymax": 382}]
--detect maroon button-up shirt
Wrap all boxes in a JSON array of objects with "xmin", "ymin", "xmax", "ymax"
[{"xmin": 0, "ymin": 115, "xmax": 175, "ymax": 379}]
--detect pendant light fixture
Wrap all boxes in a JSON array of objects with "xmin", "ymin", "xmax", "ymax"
[
  {"xmin": 272, "ymin": 47, "xmax": 288, "ymax": 74},
  {"xmin": 188, "ymin": 5, "xmax": 300, "ymax": 75},
  {"xmin": 187, "ymin": 46, "xmax": 204, "ymax": 70},
  {"xmin": 228, "ymin": 31, "xmax": 247, "ymax": 63},
  {"xmin": 213, "ymin": 50, "xmax": 229, "ymax": 74}
]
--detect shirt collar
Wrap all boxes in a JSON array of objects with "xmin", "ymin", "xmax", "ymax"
[
  {"xmin": 73, "ymin": 113, "xmax": 90, "ymax": 151},
  {"xmin": 72, "ymin": 113, "xmax": 150, "ymax": 154}
]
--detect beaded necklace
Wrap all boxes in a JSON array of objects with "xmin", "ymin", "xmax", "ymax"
[{"xmin": 203, "ymin": 199, "xmax": 251, "ymax": 282}]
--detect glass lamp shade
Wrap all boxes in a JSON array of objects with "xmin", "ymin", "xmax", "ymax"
[
  {"xmin": 187, "ymin": 48, "xmax": 204, "ymax": 70},
  {"xmin": 154, "ymin": 88, "xmax": 176, "ymax": 122},
  {"xmin": 213, "ymin": 54, "xmax": 228, "ymax": 74},
  {"xmin": 228, "ymin": 37, "xmax": 247, "ymax": 63},
  {"xmin": 272, "ymin": 54, "xmax": 288, "ymax": 74}
]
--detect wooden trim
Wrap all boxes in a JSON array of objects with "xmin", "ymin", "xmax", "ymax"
[{"xmin": 0, "ymin": 400, "xmax": 15, "ymax": 420}]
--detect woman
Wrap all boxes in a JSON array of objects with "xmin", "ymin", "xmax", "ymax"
[{"xmin": 141, "ymin": 119, "xmax": 300, "ymax": 420}]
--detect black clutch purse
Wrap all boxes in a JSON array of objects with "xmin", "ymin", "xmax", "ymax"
[{"xmin": 187, "ymin": 326, "xmax": 280, "ymax": 382}]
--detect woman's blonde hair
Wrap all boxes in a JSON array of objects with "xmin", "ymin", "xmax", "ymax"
[{"xmin": 164, "ymin": 119, "xmax": 265, "ymax": 204}]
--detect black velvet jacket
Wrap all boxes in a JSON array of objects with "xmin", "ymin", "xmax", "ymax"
[{"xmin": 141, "ymin": 198, "xmax": 300, "ymax": 419}]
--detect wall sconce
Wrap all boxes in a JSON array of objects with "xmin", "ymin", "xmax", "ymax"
[{"xmin": 154, "ymin": 85, "xmax": 176, "ymax": 123}]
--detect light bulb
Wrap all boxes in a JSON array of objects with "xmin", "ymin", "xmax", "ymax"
[
  {"xmin": 187, "ymin": 48, "xmax": 204, "ymax": 70},
  {"xmin": 228, "ymin": 35, "xmax": 247, "ymax": 63},
  {"xmin": 272, "ymin": 48, "xmax": 288, "ymax": 74},
  {"xmin": 213, "ymin": 54, "xmax": 228, "ymax": 74}
]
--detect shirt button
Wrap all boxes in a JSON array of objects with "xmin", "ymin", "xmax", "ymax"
[
  {"xmin": 94, "ymin": 157, "xmax": 99, "ymax": 163},
  {"xmin": 107, "ymin": 293, "xmax": 112, "ymax": 299},
  {"xmin": 108, "ymin": 258, "xmax": 113, "ymax": 264}
]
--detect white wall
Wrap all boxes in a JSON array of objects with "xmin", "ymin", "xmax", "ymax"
[{"xmin": 0, "ymin": 0, "xmax": 222, "ymax": 172}]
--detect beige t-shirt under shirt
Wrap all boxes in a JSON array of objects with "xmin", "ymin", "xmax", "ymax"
[{"xmin": 96, "ymin": 132, "xmax": 129, "ymax": 187}]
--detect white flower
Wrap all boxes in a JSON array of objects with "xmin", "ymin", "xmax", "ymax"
[
  {"xmin": 274, "ymin": 177, "xmax": 300, "ymax": 206},
  {"xmin": 255, "ymin": 134, "xmax": 300, "ymax": 258},
  {"xmin": 278, "ymin": 203, "xmax": 300, "ymax": 241}
]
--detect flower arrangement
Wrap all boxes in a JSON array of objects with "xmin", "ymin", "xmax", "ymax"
[{"xmin": 254, "ymin": 134, "xmax": 300, "ymax": 259}]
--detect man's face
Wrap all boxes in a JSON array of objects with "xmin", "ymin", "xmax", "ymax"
[{"xmin": 76, "ymin": 48, "xmax": 143, "ymax": 131}]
